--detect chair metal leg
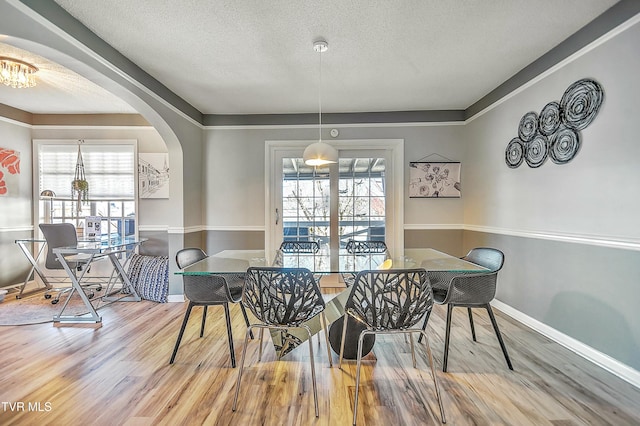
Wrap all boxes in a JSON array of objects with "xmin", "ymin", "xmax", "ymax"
[
  {"xmin": 169, "ymin": 302, "xmax": 194, "ymax": 364},
  {"xmin": 304, "ymin": 325, "xmax": 319, "ymax": 417},
  {"xmin": 419, "ymin": 330, "xmax": 447, "ymax": 424},
  {"xmin": 258, "ymin": 328, "xmax": 264, "ymax": 361},
  {"xmin": 443, "ymin": 304, "xmax": 453, "ymax": 372},
  {"xmin": 321, "ymin": 312, "xmax": 333, "ymax": 367},
  {"xmin": 232, "ymin": 325, "xmax": 254, "ymax": 412},
  {"xmin": 353, "ymin": 331, "xmax": 368, "ymax": 425},
  {"xmin": 409, "ymin": 332, "xmax": 417, "ymax": 368},
  {"xmin": 239, "ymin": 304, "xmax": 254, "ymax": 339},
  {"xmin": 338, "ymin": 313, "xmax": 349, "ymax": 369},
  {"xmin": 467, "ymin": 308, "xmax": 476, "ymax": 342},
  {"xmin": 200, "ymin": 306, "xmax": 208, "ymax": 338},
  {"xmin": 418, "ymin": 309, "xmax": 432, "ymax": 344},
  {"xmin": 223, "ymin": 303, "xmax": 236, "ymax": 368},
  {"xmin": 485, "ymin": 304, "xmax": 513, "ymax": 370}
]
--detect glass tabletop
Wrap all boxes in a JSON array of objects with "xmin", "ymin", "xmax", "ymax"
[
  {"xmin": 177, "ymin": 248, "xmax": 487, "ymax": 275},
  {"xmin": 53, "ymin": 236, "xmax": 147, "ymax": 253}
]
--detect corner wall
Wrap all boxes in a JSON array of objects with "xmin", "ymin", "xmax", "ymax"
[{"xmin": 462, "ymin": 19, "xmax": 640, "ymax": 371}]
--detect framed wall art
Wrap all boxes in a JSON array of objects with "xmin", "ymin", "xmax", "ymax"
[
  {"xmin": 138, "ymin": 153, "xmax": 170, "ymax": 198},
  {"xmin": 409, "ymin": 161, "xmax": 461, "ymax": 198}
]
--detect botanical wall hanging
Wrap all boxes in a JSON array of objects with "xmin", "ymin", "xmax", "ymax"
[
  {"xmin": 506, "ymin": 78, "xmax": 604, "ymax": 168},
  {"xmin": 409, "ymin": 161, "xmax": 461, "ymax": 198}
]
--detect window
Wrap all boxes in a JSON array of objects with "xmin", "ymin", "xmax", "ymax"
[
  {"xmin": 37, "ymin": 140, "xmax": 136, "ymax": 240},
  {"xmin": 267, "ymin": 139, "xmax": 403, "ymax": 263}
]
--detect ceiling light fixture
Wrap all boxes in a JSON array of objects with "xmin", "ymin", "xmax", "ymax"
[
  {"xmin": 303, "ymin": 39, "xmax": 338, "ymax": 166},
  {"xmin": 0, "ymin": 57, "xmax": 38, "ymax": 89}
]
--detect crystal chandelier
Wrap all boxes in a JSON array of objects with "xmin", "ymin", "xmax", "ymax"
[{"xmin": 0, "ymin": 57, "xmax": 38, "ymax": 88}]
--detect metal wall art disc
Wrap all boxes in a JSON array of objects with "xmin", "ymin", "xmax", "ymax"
[
  {"xmin": 525, "ymin": 134, "xmax": 549, "ymax": 168},
  {"xmin": 539, "ymin": 101, "xmax": 561, "ymax": 136},
  {"xmin": 518, "ymin": 111, "xmax": 539, "ymax": 142},
  {"xmin": 560, "ymin": 78, "xmax": 604, "ymax": 130},
  {"xmin": 549, "ymin": 125, "xmax": 581, "ymax": 164},
  {"xmin": 505, "ymin": 137, "xmax": 524, "ymax": 168}
]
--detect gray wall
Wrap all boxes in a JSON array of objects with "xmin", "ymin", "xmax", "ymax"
[
  {"xmin": 0, "ymin": 119, "xmax": 34, "ymax": 286},
  {"xmin": 462, "ymin": 20, "xmax": 640, "ymax": 370}
]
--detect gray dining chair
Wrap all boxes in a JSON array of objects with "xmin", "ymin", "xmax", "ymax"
[
  {"xmin": 338, "ymin": 268, "xmax": 446, "ymax": 425},
  {"xmin": 169, "ymin": 248, "xmax": 253, "ymax": 367},
  {"xmin": 341, "ymin": 239, "xmax": 389, "ymax": 286},
  {"xmin": 430, "ymin": 247, "xmax": 513, "ymax": 372},
  {"xmin": 232, "ymin": 267, "xmax": 331, "ymax": 418},
  {"xmin": 38, "ymin": 223, "xmax": 101, "ymax": 304}
]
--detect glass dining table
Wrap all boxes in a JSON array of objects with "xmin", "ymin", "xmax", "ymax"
[{"xmin": 177, "ymin": 248, "xmax": 488, "ymax": 358}]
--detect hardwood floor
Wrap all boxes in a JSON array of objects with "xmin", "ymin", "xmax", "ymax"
[{"xmin": 1, "ymin": 290, "xmax": 639, "ymax": 425}]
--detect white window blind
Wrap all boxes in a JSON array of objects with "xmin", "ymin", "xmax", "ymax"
[{"xmin": 39, "ymin": 143, "xmax": 135, "ymax": 199}]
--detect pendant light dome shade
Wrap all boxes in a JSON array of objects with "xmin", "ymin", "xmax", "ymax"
[
  {"xmin": 303, "ymin": 141, "xmax": 338, "ymax": 166},
  {"xmin": 304, "ymin": 38, "xmax": 337, "ymax": 166}
]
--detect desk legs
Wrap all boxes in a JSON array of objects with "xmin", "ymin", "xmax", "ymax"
[
  {"xmin": 15, "ymin": 240, "xmax": 52, "ymax": 298},
  {"xmin": 52, "ymin": 251, "xmax": 141, "ymax": 323},
  {"xmin": 53, "ymin": 252, "xmax": 101, "ymax": 323},
  {"xmin": 102, "ymin": 252, "xmax": 141, "ymax": 302}
]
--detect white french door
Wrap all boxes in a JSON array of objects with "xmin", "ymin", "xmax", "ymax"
[{"xmin": 266, "ymin": 140, "xmax": 404, "ymax": 265}]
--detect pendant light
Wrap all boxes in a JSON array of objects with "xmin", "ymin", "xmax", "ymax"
[{"xmin": 303, "ymin": 39, "xmax": 338, "ymax": 166}]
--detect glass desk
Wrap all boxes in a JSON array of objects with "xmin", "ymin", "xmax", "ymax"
[
  {"xmin": 52, "ymin": 236, "xmax": 147, "ymax": 323},
  {"xmin": 177, "ymin": 248, "xmax": 488, "ymax": 358}
]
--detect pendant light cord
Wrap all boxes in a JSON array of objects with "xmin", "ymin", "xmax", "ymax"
[{"xmin": 318, "ymin": 46, "xmax": 322, "ymax": 143}]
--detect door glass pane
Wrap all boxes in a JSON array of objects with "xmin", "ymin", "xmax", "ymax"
[
  {"xmin": 282, "ymin": 159, "xmax": 330, "ymax": 247},
  {"xmin": 281, "ymin": 156, "xmax": 386, "ymax": 254},
  {"xmin": 338, "ymin": 157, "xmax": 385, "ymax": 247}
]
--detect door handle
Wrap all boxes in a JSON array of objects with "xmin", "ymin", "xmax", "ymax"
[{"xmin": 275, "ymin": 208, "xmax": 279, "ymax": 225}]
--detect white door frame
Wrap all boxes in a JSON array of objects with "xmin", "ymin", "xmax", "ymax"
[{"xmin": 265, "ymin": 139, "xmax": 404, "ymax": 263}]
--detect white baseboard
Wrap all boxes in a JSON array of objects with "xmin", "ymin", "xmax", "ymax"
[
  {"xmin": 167, "ymin": 294, "xmax": 185, "ymax": 303},
  {"xmin": 492, "ymin": 299, "xmax": 640, "ymax": 389}
]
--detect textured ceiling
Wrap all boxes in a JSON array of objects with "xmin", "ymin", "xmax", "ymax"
[{"xmin": 1, "ymin": 1, "xmax": 620, "ymax": 115}]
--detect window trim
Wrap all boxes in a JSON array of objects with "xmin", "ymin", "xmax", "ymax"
[{"xmin": 33, "ymin": 139, "xmax": 138, "ymax": 238}]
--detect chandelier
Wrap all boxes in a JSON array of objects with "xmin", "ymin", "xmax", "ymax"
[{"xmin": 0, "ymin": 57, "xmax": 38, "ymax": 88}]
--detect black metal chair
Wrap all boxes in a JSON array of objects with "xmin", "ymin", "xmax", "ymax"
[
  {"xmin": 342, "ymin": 239, "xmax": 389, "ymax": 286},
  {"xmin": 232, "ymin": 267, "xmax": 331, "ymax": 418},
  {"xmin": 169, "ymin": 248, "xmax": 252, "ymax": 367},
  {"xmin": 39, "ymin": 223, "xmax": 101, "ymax": 304},
  {"xmin": 430, "ymin": 247, "xmax": 513, "ymax": 372},
  {"xmin": 279, "ymin": 240, "xmax": 320, "ymax": 253},
  {"xmin": 338, "ymin": 269, "xmax": 446, "ymax": 425}
]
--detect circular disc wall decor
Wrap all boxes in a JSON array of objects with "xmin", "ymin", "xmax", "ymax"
[
  {"xmin": 505, "ymin": 137, "xmax": 525, "ymax": 168},
  {"xmin": 539, "ymin": 101, "xmax": 561, "ymax": 136},
  {"xmin": 549, "ymin": 125, "xmax": 581, "ymax": 164},
  {"xmin": 525, "ymin": 133, "xmax": 549, "ymax": 168},
  {"xmin": 518, "ymin": 111, "xmax": 539, "ymax": 142},
  {"xmin": 560, "ymin": 78, "xmax": 604, "ymax": 130}
]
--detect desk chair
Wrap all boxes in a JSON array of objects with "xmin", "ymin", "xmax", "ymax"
[
  {"xmin": 170, "ymin": 248, "xmax": 253, "ymax": 367},
  {"xmin": 430, "ymin": 247, "xmax": 513, "ymax": 372},
  {"xmin": 233, "ymin": 267, "xmax": 331, "ymax": 418},
  {"xmin": 39, "ymin": 223, "xmax": 101, "ymax": 304},
  {"xmin": 338, "ymin": 269, "xmax": 446, "ymax": 425}
]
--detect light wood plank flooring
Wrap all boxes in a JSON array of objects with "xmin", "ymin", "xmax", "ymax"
[{"xmin": 0, "ymin": 289, "xmax": 639, "ymax": 425}]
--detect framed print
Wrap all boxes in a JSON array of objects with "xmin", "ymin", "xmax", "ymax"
[
  {"xmin": 139, "ymin": 153, "xmax": 170, "ymax": 198},
  {"xmin": 409, "ymin": 161, "xmax": 461, "ymax": 198}
]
